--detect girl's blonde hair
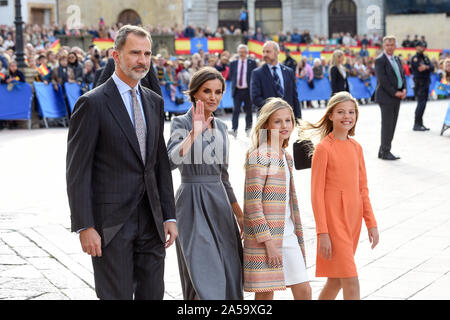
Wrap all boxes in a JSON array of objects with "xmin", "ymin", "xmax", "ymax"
[
  {"xmin": 298, "ymin": 91, "xmax": 359, "ymax": 149},
  {"xmin": 245, "ymin": 97, "xmax": 295, "ymax": 163}
]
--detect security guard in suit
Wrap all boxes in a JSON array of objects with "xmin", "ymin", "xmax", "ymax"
[{"xmin": 410, "ymin": 41, "xmax": 434, "ymax": 131}]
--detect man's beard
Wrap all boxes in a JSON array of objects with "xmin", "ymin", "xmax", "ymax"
[
  {"xmin": 120, "ymin": 59, "xmax": 149, "ymax": 81},
  {"xmin": 263, "ymin": 56, "xmax": 275, "ymax": 65}
]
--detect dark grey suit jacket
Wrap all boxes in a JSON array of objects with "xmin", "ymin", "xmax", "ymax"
[
  {"xmin": 66, "ymin": 77, "xmax": 175, "ymax": 247},
  {"xmin": 375, "ymin": 53, "xmax": 406, "ymax": 105},
  {"xmin": 250, "ymin": 63, "xmax": 301, "ymax": 118}
]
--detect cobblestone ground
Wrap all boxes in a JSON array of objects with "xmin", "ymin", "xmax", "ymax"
[{"xmin": 0, "ymin": 98, "xmax": 449, "ymax": 300}]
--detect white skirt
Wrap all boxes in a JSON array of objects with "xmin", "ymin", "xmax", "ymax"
[{"xmin": 282, "ymin": 233, "xmax": 309, "ymax": 286}]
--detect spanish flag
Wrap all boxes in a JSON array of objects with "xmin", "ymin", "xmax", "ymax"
[
  {"xmin": 50, "ymin": 39, "xmax": 61, "ymax": 53},
  {"xmin": 37, "ymin": 64, "xmax": 50, "ymax": 77},
  {"xmin": 248, "ymin": 40, "xmax": 264, "ymax": 59},
  {"xmin": 175, "ymin": 38, "xmax": 191, "ymax": 55},
  {"xmin": 207, "ymin": 37, "xmax": 224, "ymax": 54},
  {"xmin": 93, "ymin": 38, "xmax": 115, "ymax": 51},
  {"xmin": 321, "ymin": 51, "xmax": 334, "ymax": 63}
]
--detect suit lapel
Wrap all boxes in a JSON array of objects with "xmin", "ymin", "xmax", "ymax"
[
  {"xmin": 280, "ymin": 64, "xmax": 289, "ymax": 92},
  {"xmin": 103, "ymin": 78, "xmax": 143, "ymax": 163},
  {"xmin": 384, "ymin": 53, "xmax": 397, "ymax": 76},
  {"xmin": 139, "ymin": 85, "xmax": 157, "ymax": 166}
]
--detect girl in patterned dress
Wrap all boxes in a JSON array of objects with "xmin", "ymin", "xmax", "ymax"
[{"xmin": 243, "ymin": 98, "xmax": 311, "ymax": 300}]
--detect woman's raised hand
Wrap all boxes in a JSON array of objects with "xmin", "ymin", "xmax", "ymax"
[{"xmin": 192, "ymin": 100, "xmax": 213, "ymax": 138}]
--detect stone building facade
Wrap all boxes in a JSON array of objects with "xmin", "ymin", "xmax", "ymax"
[
  {"xmin": 57, "ymin": 0, "xmax": 183, "ymax": 29},
  {"xmin": 184, "ymin": 0, "xmax": 385, "ymax": 37}
]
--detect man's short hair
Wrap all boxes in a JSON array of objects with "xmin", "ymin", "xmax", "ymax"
[
  {"xmin": 114, "ymin": 25, "xmax": 152, "ymax": 52},
  {"xmin": 383, "ymin": 35, "xmax": 396, "ymax": 43},
  {"xmin": 237, "ymin": 44, "xmax": 248, "ymax": 52},
  {"xmin": 264, "ymin": 40, "xmax": 280, "ymax": 52}
]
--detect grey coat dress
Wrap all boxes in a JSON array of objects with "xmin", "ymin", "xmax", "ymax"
[{"xmin": 167, "ymin": 108, "xmax": 243, "ymax": 300}]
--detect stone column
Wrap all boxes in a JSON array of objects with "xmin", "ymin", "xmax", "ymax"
[
  {"xmin": 207, "ymin": 0, "xmax": 219, "ymax": 32},
  {"xmin": 282, "ymin": 0, "xmax": 293, "ymax": 32},
  {"xmin": 247, "ymin": 0, "xmax": 256, "ymax": 31}
]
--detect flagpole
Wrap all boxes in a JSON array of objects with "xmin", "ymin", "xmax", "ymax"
[{"xmin": 14, "ymin": 0, "xmax": 27, "ymax": 69}]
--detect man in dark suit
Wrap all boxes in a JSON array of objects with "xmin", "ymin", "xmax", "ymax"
[
  {"xmin": 66, "ymin": 25, "xmax": 177, "ymax": 300},
  {"xmin": 375, "ymin": 36, "xmax": 407, "ymax": 160},
  {"xmin": 250, "ymin": 41, "xmax": 301, "ymax": 120},
  {"xmin": 95, "ymin": 56, "xmax": 162, "ymax": 97},
  {"xmin": 228, "ymin": 44, "xmax": 257, "ymax": 137}
]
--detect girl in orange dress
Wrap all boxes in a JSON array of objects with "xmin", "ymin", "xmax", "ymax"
[{"xmin": 301, "ymin": 91, "xmax": 379, "ymax": 300}]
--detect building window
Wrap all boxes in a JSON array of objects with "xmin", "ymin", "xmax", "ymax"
[
  {"xmin": 0, "ymin": 0, "xmax": 8, "ymax": 7},
  {"xmin": 255, "ymin": 0, "xmax": 282, "ymax": 36},
  {"xmin": 328, "ymin": 0, "xmax": 357, "ymax": 37},
  {"xmin": 218, "ymin": 1, "xmax": 245, "ymax": 31}
]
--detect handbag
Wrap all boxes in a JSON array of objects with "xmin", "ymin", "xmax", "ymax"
[{"xmin": 292, "ymin": 139, "xmax": 314, "ymax": 170}]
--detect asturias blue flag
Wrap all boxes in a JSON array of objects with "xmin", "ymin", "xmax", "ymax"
[{"xmin": 190, "ymin": 37, "xmax": 208, "ymax": 54}]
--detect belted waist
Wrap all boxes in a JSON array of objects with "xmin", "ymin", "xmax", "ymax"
[{"xmin": 181, "ymin": 175, "xmax": 222, "ymax": 183}]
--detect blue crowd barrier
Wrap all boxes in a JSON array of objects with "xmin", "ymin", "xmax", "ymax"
[
  {"xmin": 297, "ymin": 78, "xmax": 332, "ymax": 102},
  {"xmin": 160, "ymin": 85, "xmax": 191, "ymax": 113},
  {"xmin": 64, "ymin": 82, "xmax": 82, "ymax": 113},
  {"xmin": 440, "ymin": 100, "xmax": 450, "ymax": 136},
  {"xmin": 33, "ymin": 82, "xmax": 67, "ymax": 119},
  {"xmin": 219, "ymin": 81, "xmax": 234, "ymax": 109},
  {"xmin": 347, "ymin": 76, "xmax": 372, "ymax": 99},
  {"xmin": 406, "ymin": 76, "xmax": 415, "ymax": 97},
  {"xmin": 429, "ymin": 73, "xmax": 440, "ymax": 95},
  {"xmin": 0, "ymin": 83, "xmax": 33, "ymax": 121}
]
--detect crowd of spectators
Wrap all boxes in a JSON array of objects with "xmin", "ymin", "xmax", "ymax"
[{"xmin": 1, "ymin": 21, "xmax": 449, "ymax": 129}]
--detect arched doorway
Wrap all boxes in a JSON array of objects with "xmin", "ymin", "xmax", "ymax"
[
  {"xmin": 118, "ymin": 9, "xmax": 142, "ymax": 26},
  {"xmin": 328, "ymin": 0, "xmax": 357, "ymax": 37}
]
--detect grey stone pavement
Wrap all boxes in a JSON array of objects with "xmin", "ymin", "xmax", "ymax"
[{"xmin": 0, "ymin": 98, "xmax": 449, "ymax": 300}]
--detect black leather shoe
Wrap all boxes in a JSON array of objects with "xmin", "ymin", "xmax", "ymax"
[
  {"xmin": 413, "ymin": 125, "xmax": 428, "ymax": 131},
  {"xmin": 380, "ymin": 152, "xmax": 400, "ymax": 160}
]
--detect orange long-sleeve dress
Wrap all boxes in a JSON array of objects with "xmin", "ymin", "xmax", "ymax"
[{"xmin": 311, "ymin": 133, "xmax": 377, "ymax": 278}]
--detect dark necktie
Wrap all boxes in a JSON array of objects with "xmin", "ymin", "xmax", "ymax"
[
  {"xmin": 272, "ymin": 66, "xmax": 284, "ymax": 98},
  {"xmin": 130, "ymin": 88, "xmax": 147, "ymax": 163},
  {"xmin": 239, "ymin": 60, "xmax": 244, "ymax": 87}
]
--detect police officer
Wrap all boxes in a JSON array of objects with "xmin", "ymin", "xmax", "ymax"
[{"xmin": 410, "ymin": 41, "xmax": 434, "ymax": 131}]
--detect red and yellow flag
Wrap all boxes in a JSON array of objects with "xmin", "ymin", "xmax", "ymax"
[
  {"xmin": 0, "ymin": 72, "xmax": 6, "ymax": 80},
  {"xmin": 93, "ymin": 38, "xmax": 115, "ymax": 51},
  {"xmin": 37, "ymin": 64, "xmax": 50, "ymax": 77},
  {"xmin": 175, "ymin": 38, "xmax": 191, "ymax": 55},
  {"xmin": 207, "ymin": 37, "xmax": 224, "ymax": 54},
  {"xmin": 50, "ymin": 39, "xmax": 61, "ymax": 53}
]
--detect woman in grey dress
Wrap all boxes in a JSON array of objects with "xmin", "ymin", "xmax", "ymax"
[{"xmin": 167, "ymin": 67, "xmax": 244, "ymax": 300}]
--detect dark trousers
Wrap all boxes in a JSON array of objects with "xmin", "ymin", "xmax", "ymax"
[
  {"xmin": 92, "ymin": 198, "xmax": 165, "ymax": 300},
  {"xmin": 379, "ymin": 101, "xmax": 400, "ymax": 153},
  {"xmin": 414, "ymin": 81, "xmax": 430, "ymax": 126},
  {"xmin": 232, "ymin": 88, "xmax": 252, "ymax": 131}
]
